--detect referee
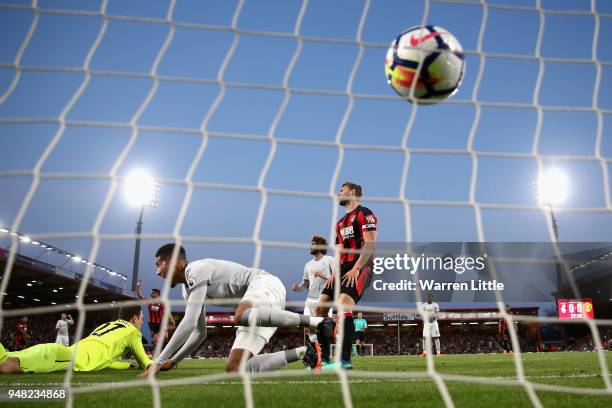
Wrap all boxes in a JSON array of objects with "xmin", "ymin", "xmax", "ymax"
[{"xmin": 354, "ymin": 312, "xmax": 368, "ymax": 356}]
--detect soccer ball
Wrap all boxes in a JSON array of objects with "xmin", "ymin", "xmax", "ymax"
[{"xmin": 385, "ymin": 25, "xmax": 465, "ymax": 104}]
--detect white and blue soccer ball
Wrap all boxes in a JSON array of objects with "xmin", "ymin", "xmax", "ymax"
[{"xmin": 385, "ymin": 25, "xmax": 465, "ymax": 104}]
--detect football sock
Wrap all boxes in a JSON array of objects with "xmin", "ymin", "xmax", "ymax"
[
  {"xmin": 318, "ymin": 326, "xmax": 332, "ymax": 362},
  {"xmin": 246, "ymin": 351, "xmax": 287, "ymax": 373},
  {"xmin": 435, "ymin": 338, "xmax": 441, "ymax": 354},
  {"xmin": 245, "ymin": 347, "xmax": 307, "ymax": 373},
  {"xmin": 293, "ymin": 346, "xmax": 307, "ymax": 360},
  {"xmin": 341, "ymin": 313, "xmax": 354, "ymax": 362},
  {"xmin": 239, "ymin": 308, "xmax": 323, "ymax": 328}
]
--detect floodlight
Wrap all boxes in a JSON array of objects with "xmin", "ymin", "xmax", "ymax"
[
  {"xmin": 535, "ymin": 168, "xmax": 568, "ymax": 206},
  {"xmin": 124, "ymin": 169, "xmax": 161, "ymax": 208}
]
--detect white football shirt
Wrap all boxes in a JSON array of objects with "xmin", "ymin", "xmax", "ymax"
[
  {"xmin": 182, "ymin": 258, "xmax": 260, "ymax": 300},
  {"xmin": 302, "ymin": 255, "xmax": 335, "ymax": 299},
  {"xmin": 421, "ymin": 302, "xmax": 440, "ymax": 323},
  {"xmin": 56, "ymin": 319, "xmax": 69, "ymax": 336}
]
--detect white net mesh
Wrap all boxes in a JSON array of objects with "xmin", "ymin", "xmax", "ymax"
[{"xmin": 0, "ymin": 0, "xmax": 611, "ymax": 407}]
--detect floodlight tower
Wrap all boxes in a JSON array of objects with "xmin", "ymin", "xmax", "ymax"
[
  {"xmin": 533, "ymin": 168, "xmax": 568, "ymax": 242},
  {"xmin": 533, "ymin": 168, "xmax": 568, "ymax": 300},
  {"xmin": 124, "ymin": 170, "xmax": 161, "ymax": 292}
]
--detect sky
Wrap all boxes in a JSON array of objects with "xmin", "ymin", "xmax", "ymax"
[{"xmin": 0, "ymin": 0, "xmax": 611, "ymax": 327}]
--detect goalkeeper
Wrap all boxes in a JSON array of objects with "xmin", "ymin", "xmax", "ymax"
[{"xmin": 0, "ymin": 306, "xmax": 152, "ymax": 374}]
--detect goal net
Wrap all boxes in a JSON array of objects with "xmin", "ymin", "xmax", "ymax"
[
  {"xmin": 332, "ymin": 343, "xmax": 374, "ymax": 357},
  {"xmin": 0, "ymin": 0, "xmax": 611, "ymax": 407}
]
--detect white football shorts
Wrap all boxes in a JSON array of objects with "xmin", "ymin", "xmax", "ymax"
[
  {"xmin": 422, "ymin": 321, "xmax": 440, "ymax": 338},
  {"xmin": 233, "ymin": 272, "xmax": 286, "ymax": 355}
]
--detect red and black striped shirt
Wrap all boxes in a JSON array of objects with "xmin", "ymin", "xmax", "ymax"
[
  {"xmin": 148, "ymin": 303, "xmax": 165, "ymax": 324},
  {"xmin": 499, "ymin": 318, "xmax": 508, "ymax": 333},
  {"xmin": 15, "ymin": 322, "xmax": 27, "ymax": 337},
  {"xmin": 335, "ymin": 205, "xmax": 377, "ymax": 265}
]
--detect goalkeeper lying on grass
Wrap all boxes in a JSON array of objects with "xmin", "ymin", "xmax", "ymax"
[{"xmin": 0, "ymin": 305, "xmax": 152, "ymax": 374}]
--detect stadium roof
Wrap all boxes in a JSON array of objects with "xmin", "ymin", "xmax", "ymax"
[
  {"xmin": 557, "ymin": 245, "xmax": 612, "ymax": 303},
  {"xmin": 0, "ymin": 248, "xmax": 136, "ymax": 309}
]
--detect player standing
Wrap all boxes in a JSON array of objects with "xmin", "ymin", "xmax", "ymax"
[
  {"xmin": 353, "ymin": 312, "xmax": 368, "ymax": 356},
  {"xmin": 13, "ymin": 317, "xmax": 29, "ymax": 351},
  {"xmin": 420, "ymin": 294, "xmax": 441, "ymax": 357},
  {"xmin": 498, "ymin": 305, "xmax": 513, "ymax": 354},
  {"xmin": 136, "ymin": 282, "xmax": 173, "ymax": 350},
  {"xmin": 142, "ymin": 244, "xmax": 329, "ymax": 376},
  {"xmin": 316, "ymin": 181, "xmax": 378, "ymax": 369},
  {"xmin": 0, "ymin": 306, "xmax": 152, "ymax": 374},
  {"xmin": 55, "ymin": 313, "xmax": 74, "ymax": 346},
  {"xmin": 291, "ymin": 235, "xmax": 334, "ymax": 345}
]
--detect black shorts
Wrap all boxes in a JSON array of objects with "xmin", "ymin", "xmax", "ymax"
[
  {"xmin": 320, "ymin": 261, "xmax": 373, "ymax": 304},
  {"xmin": 148, "ymin": 322, "xmax": 161, "ymax": 335},
  {"xmin": 355, "ymin": 331, "xmax": 365, "ymax": 342}
]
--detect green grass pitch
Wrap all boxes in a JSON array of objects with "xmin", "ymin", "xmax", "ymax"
[{"xmin": 1, "ymin": 352, "xmax": 610, "ymax": 407}]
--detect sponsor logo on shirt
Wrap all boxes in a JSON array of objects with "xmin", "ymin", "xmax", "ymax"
[{"xmin": 341, "ymin": 226, "xmax": 354, "ymax": 238}]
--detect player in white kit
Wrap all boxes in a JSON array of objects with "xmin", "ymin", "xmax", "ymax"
[
  {"xmin": 292, "ymin": 236, "xmax": 334, "ymax": 343},
  {"xmin": 141, "ymin": 244, "xmax": 334, "ymax": 377},
  {"xmin": 55, "ymin": 313, "xmax": 74, "ymax": 346},
  {"xmin": 420, "ymin": 294, "xmax": 441, "ymax": 356}
]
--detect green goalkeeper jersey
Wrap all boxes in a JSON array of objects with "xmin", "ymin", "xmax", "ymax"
[
  {"xmin": 72, "ymin": 319, "xmax": 152, "ymax": 371},
  {"xmin": 5, "ymin": 319, "xmax": 152, "ymax": 373}
]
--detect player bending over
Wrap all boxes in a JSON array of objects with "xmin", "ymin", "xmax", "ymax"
[
  {"xmin": 291, "ymin": 235, "xmax": 334, "ymax": 347},
  {"xmin": 316, "ymin": 181, "xmax": 378, "ymax": 370},
  {"xmin": 55, "ymin": 313, "xmax": 75, "ymax": 346},
  {"xmin": 0, "ymin": 306, "xmax": 152, "ymax": 374},
  {"xmin": 142, "ymin": 244, "xmax": 331, "ymax": 376},
  {"xmin": 420, "ymin": 294, "xmax": 441, "ymax": 357}
]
